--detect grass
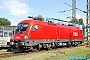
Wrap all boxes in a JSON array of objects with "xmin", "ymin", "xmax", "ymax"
[
  {"xmin": 0, "ymin": 46, "xmax": 90, "ymax": 60},
  {"xmin": 0, "ymin": 49, "xmax": 10, "ymax": 54}
]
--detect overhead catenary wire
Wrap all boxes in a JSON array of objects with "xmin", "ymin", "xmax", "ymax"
[
  {"xmin": 29, "ymin": 3, "xmax": 72, "ymax": 18},
  {"xmin": 29, "ymin": 4, "xmax": 57, "ymax": 12},
  {"xmin": 28, "ymin": 0, "xmax": 71, "ymax": 13},
  {"xmin": 57, "ymin": 0, "xmax": 87, "ymax": 13},
  {"xmin": 29, "ymin": 4, "xmax": 72, "ymax": 13},
  {"xmin": 58, "ymin": 9, "xmax": 72, "ymax": 13},
  {"xmin": 52, "ymin": 0, "xmax": 56, "ymax": 11},
  {"xmin": 52, "ymin": 0, "xmax": 72, "ymax": 13},
  {"xmin": 29, "ymin": 0, "xmax": 56, "ymax": 12},
  {"xmin": 28, "ymin": 0, "xmax": 73, "ymax": 19}
]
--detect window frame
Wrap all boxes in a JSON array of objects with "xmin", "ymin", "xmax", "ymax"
[
  {"xmin": 16, "ymin": 23, "xmax": 28, "ymax": 32},
  {"xmin": 31, "ymin": 24, "xmax": 39, "ymax": 31}
]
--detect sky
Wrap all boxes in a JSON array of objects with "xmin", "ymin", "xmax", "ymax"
[{"xmin": 0, "ymin": 0, "xmax": 86, "ymax": 26}]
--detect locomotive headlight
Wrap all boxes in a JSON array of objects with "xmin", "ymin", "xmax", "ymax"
[{"xmin": 24, "ymin": 34, "xmax": 28, "ymax": 39}]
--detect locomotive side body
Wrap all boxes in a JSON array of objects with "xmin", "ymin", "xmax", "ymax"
[
  {"xmin": 69, "ymin": 26, "xmax": 83, "ymax": 41},
  {"xmin": 10, "ymin": 20, "xmax": 84, "ymax": 52},
  {"xmin": 57, "ymin": 24, "xmax": 70, "ymax": 40},
  {"xmin": 30, "ymin": 21, "xmax": 57, "ymax": 40}
]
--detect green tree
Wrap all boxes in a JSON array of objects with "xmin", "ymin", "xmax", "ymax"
[
  {"xmin": 0, "ymin": 17, "xmax": 11, "ymax": 26},
  {"xmin": 34, "ymin": 15, "xmax": 45, "ymax": 21},
  {"xmin": 78, "ymin": 18, "xmax": 84, "ymax": 25},
  {"xmin": 70, "ymin": 18, "xmax": 84, "ymax": 25}
]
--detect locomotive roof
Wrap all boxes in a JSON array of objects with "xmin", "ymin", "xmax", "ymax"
[
  {"xmin": 19, "ymin": 19, "xmax": 81, "ymax": 30},
  {"xmin": 19, "ymin": 19, "xmax": 33, "ymax": 23}
]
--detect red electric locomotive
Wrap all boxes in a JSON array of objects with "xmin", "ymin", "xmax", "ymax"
[{"xmin": 10, "ymin": 19, "xmax": 84, "ymax": 52}]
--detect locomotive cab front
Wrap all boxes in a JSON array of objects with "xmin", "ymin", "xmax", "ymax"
[
  {"xmin": 10, "ymin": 20, "xmax": 42, "ymax": 52},
  {"xmin": 14, "ymin": 23, "xmax": 29, "ymax": 41},
  {"xmin": 10, "ymin": 20, "xmax": 34, "ymax": 52}
]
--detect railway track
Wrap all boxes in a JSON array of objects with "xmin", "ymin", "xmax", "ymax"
[
  {"xmin": 0, "ymin": 45, "xmax": 83, "ymax": 58},
  {"xmin": 0, "ymin": 49, "xmax": 46, "ymax": 58}
]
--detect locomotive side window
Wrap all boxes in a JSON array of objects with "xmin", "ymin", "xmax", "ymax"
[
  {"xmin": 16, "ymin": 23, "xmax": 28, "ymax": 32},
  {"xmin": 32, "ymin": 25, "xmax": 38, "ymax": 30}
]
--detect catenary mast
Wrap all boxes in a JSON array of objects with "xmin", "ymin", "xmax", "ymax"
[{"xmin": 72, "ymin": 0, "xmax": 76, "ymax": 24}]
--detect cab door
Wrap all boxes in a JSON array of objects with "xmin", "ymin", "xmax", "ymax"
[{"xmin": 57, "ymin": 27, "xmax": 59, "ymax": 40}]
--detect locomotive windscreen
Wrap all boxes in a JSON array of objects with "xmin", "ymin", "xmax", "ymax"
[{"xmin": 16, "ymin": 23, "xmax": 28, "ymax": 32}]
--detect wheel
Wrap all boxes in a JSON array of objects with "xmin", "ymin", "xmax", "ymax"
[
  {"xmin": 37, "ymin": 44, "xmax": 42, "ymax": 50},
  {"xmin": 72, "ymin": 42, "xmax": 77, "ymax": 47},
  {"xmin": 80, "ymin": 41, "xmax": 82, "ymax": 44},
  {"xmin": 67, "ymin": 42, "xmax": 71, "ymax": 47},
  {"xmin": 51, "ymin": 43, "xmax": 56, "ymax": 48},
  {"xmin": 31, "ymin": 45, "xmax": 41, "ymax": 52}
]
